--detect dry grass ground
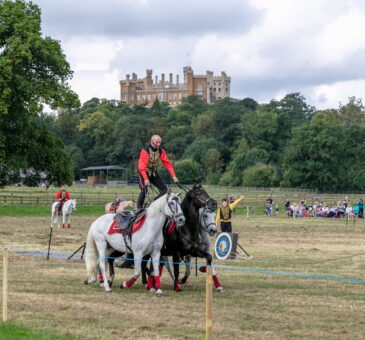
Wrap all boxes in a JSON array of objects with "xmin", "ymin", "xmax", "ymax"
[{"xmin": 1, "ymin": 214, "xmax": 365, "ymax": 339}]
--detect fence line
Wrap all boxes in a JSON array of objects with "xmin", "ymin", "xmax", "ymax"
[{"xmin": 0, "ymin": 187, "xmax": 363, "ymax": 207}]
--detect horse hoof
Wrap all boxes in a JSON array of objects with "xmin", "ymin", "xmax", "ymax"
[
  {"xmin": 149, "ymin": 287, "xmax": 156, "ymax": 293},
  {"xmin": 180, "ymin": 277, "xmax": 188, "ymax": 284},
  {"xmin": 105, "ymin": 288, "xmax": 112, "ymax": 293},
  {"xmin": 156, "ymin": 289, "xmax": 162, "ymax": 298},
  {"xmin": 216, "ymin": 286, "xmax": 224, "ymax": 293},
  {"xmin": 122, "ymin": 281, "xmax": 128, "ymax": 288},
  {"xmin": 99, "ymin": 283, "xmax": 104, "ymax": 288},
  {"xmin": 85, "ymin": 278, "xmax": 96, "ymax": 285}
]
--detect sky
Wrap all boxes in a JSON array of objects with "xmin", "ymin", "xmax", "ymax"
[{"xmin": 33, "ymin": 0, "xmax": 365, "ymax": 109}]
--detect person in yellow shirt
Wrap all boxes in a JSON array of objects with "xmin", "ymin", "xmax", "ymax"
[{"xmin": 216, "ymin": 195, "xmax": 244, "ymax": 233}]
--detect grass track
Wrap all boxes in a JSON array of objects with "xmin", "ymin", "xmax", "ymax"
[{"xmin": 1, "ymin": 214, "xmax": 365, "ymax": 339}]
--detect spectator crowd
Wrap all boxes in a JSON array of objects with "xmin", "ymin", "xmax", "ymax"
[{"xmin": 265, "ymin": 196, "xmax": 364, "ymax": 219}]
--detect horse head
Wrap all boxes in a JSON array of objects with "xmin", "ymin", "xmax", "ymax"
[
  {"xmin": 165, "ymin": 192, "xmax": 185, "ymax": 227},
  {"xmin": 199, "ymin": 207, "xmax": 217, "ymax": 236},
  {"xmin": 185, "ymin": 184, "xmax": 217, "ymax": 211},
  {"xmin": 70, "ymin": 199, "xmax": 77, "ymax": 212}
]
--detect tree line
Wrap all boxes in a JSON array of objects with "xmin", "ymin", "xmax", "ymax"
[
  {"xmin": 50, "ymin": 94, "xmax": 365, "ymax": 193},
  {"xmin": 1, "ymin": 0, "xmax": 365, "ymax": 192}
]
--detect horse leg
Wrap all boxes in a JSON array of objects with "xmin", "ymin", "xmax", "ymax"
[
  {"xmin": 173, "ymin": 254, "xmax": 181, "ymax": 292},
  {"xmin": 141, "ymin": 255, "xmax": 150, "ymax": 288},
  {"xmin": 95, "ymin": 242, "xmax": 111, "ymax": 292},
  {"xmin": 146, "ymin": 257, "xmax": 156, "ymax": 292},
  {"xmin": 206, "ymin": 253, "xmax": 223, "ymax": 292},
  {"xmin": 67, "ymin": 213, "xmax": 71, "ymax": 229},
  {"xmin": 62, "ymin": 212, "xmax": 65, "ymax": 229},
  {"xmin": 151, "ymin": 250, "xmax": 163, "ymax": 297},
  {"xmin": 122, "ymin": 251, "xmax": 141, "ymax": 289},
  {"xmin": 180, "ymin": 256, "xmax": 191, "ymax": 284}
]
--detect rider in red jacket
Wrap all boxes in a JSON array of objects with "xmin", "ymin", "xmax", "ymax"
[
  {"xmin": 137, "ymin": 135, "xmax": 178, "ymax": 209},
  {"xmin": 55, "ymin": 185, "xmax": 70, "ymax": 214}
]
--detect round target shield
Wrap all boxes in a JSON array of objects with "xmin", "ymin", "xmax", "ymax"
[{"xmin": 214, "ymin": 232, "xmax": 233, "ymax": 260}]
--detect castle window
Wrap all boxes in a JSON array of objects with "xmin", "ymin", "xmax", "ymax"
[
  {"xmin": 214, "ymin": 88, "xmax": 216, "ymax": 92},
  {"xmin": 218, "ymin": 88, "xmax": 221, "ymax": 92}
]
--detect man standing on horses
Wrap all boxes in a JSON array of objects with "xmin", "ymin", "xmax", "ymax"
[
  {"xmin": 55, "ymin": 185, "xmax": 70, "ymax": 215},
  {"xmin": 137, "ymin": 135, "xmax": 178, "ymax": 209},
  {"xmin": 216, "ymin": 195, "xmax": 244, "ymax": 233}
]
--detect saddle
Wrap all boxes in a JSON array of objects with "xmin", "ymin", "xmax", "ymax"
[{"xmin": 113, "ymin": 209, "xmax": 146, "ymax": 234}]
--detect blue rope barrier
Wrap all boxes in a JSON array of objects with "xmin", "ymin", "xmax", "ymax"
[{"xmin": 11, "ymin": 247, "xmax": 365, "ymax": 284}]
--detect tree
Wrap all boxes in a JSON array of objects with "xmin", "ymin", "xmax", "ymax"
[
  {"xmin": 242, "ymin": 163, "xmax": 277, "ymax": 187},
  {"xmin": 174, "ymin": 159, "xmax": 204, "ymax": 184},
  {"xmin": 0, "ymin": 0, "xmax": 79, "ymax": 186},
  {"xmin": 202, "ymin": 148, "xmax": 222, "ymax": 184},
  {"xmin": 282, "ymin": 111, "xmax": 343, "ymax": 191},
  {"xmin": 338, "ymin": 97, "xmax": 365, "ymax": 127}
]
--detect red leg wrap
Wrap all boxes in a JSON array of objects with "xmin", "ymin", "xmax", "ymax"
[
  {"xmin": 62, "ymin": 224, "xmax": 65, "ymax": 228},
  {"xmin": 154, "ymin": 276, "xmax": 161, "ymax": 289},
  {"xmin": 159, "ymin": 264, "xmax": 164, "ymax": 277},
  {"xmin": 67, "ymin": 224, "xmax": 71, "ymax": 229},
  {"xmin": 126, "ymin": 277, "xmax": 137, "ymax": 288},
  {"xmin": 98, "ymin": 273, "xmax": 103, "ymax": 282},
  {"xmin": 174, "ymin": 280, "xmax": 182, "ymax": 292},
  {"xmin": 199, "ymin": 265, "xmax": 207, "ymax": 273},
  {"xmin": 147, "ymin": 276, "xmax": 154, "ymax": 289},
  {"xmin": 213, "ymin": 275, "xmax": 221, "ymax": 288}
]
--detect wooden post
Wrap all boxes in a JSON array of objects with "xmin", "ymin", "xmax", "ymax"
[
  {"xmin": 246, "ymin": 206, "xmax": 249, "ymax": 218},
  {"xmin": 3, "ymin": 248, "xmax": 8, "ymax": 322},
  {"xmin": 206, "ymin": 266, "xmax": 213, "ymax": 340}
]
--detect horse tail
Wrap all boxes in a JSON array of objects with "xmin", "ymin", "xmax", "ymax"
[{"xmin": 85, "ymin": 228, "xmax": 98, "ymax": 279}]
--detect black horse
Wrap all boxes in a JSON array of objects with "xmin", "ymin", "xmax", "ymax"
[{"xmin": 142, "ymin": 184, "xmax": 223, "ymax": 292}]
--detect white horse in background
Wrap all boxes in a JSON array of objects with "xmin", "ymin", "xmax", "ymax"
[
  {"xmin": 84, "ymin": 191, "xmax": 185, "ymax": 296},
  {"xmin": 51, "ymin": 199, "xmax": 77, "ymax": 229}
]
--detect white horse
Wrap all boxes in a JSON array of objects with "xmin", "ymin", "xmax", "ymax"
[
  {"xmin": 84, "ymin": 191, "xmax": 185, "ymax": 296},
  {"xmin": 51, "ymin": 199, "xmax": 77, "ymax": 229}
]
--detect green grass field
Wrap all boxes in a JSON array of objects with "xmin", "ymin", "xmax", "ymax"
[
  {"xmin": 1, "ymin": 213, "xmax": 364, "ymax": 339},
  {"xmin": 0, "ymin": 322, "xmax": 73, "ymax": 339}
]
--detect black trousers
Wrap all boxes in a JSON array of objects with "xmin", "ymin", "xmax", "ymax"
[
  {"xmin": 220, "ymin": 221, "xmax": 232, "ymax": 233},
  {"xmin": 137, "ymin": 171, "xmax": 168, "ymax": 209}
]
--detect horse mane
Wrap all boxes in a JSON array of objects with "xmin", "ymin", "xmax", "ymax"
[{"xmin": 147, "ymin": 192, "xmax": 170, "ymax": 215}]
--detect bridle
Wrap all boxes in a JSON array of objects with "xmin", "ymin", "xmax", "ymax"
[
  {"xmin": 164, "ymin": 194, "xmax": 184, "ymax": 222},
  {"xmin": 199, "ymin": 207, "xmax": 216, "ymax": 235}
]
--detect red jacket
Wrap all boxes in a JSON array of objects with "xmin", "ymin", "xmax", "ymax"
[
  {"xmin": 138, "ymin": 146, "xmax": 176, "ymax": 181},
  {"xmin": 55, "ymin": 191, "xmax": 70, "ymax": 201}
]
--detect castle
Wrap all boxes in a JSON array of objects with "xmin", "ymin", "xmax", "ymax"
[{"xmin": 120, "ymin": 66, "xmax": 230, "ymax": 106}]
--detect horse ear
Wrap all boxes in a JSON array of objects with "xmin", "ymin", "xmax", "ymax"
[
  {"xmin": 193, "ymin": 184, "xmax": 197, "ymax": 189},
  {"xmin": 167, "ymin": 188, "xmax": 171, "ymax": 194},
  {"xmin": 177, "ymin": 192, "xmax": 181, "ymax": 197}
]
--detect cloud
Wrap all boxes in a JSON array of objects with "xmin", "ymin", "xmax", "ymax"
[
  {"xmin": 32, "ymin": 0, "xmax": 365, "ymax": 109},
  {"xmin": 35, "ymin": 0, "xmax": 261, "ymax": 38}
]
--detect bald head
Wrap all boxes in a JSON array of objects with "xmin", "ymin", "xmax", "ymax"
[{"xmin": 150, "ymin": 135, "xmax": 162, "ymax": 148}]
